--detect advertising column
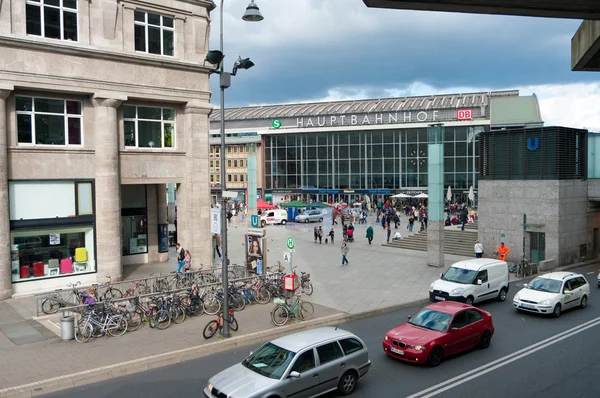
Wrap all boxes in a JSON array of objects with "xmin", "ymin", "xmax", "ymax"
[
  {"xmin": 0, "ymin": 89, "xmax": 12, "ymax": 300},
  {"xmin": 427, "ymin": 124, "xmax": 445, "ymax": 267}
]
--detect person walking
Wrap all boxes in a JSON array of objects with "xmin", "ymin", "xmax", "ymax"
[
  {"xmin": 366, "ymin": 225, "xmax": 374, "ymax": 244},
  {"xmin": 318, "ymin": 226, "xmax": 323, "ymax": 244},
  {"xmin": 474, "ymin": 240, "xmax": 484, "ymax": 258},
  {"xmin": 313, "ymin": 227, "xmax": 318, "ymax": 243},
  {"xmin": 213, "ymin": 233, "xmax": 222, "ymax": 259},
  {"xmin": 408, "ymin": 216, "xmax": 415, "ymax": 232},
  {"xmin": 329, "ymin": 228, "xmax": 335, "ymax": 244},
  {"xmin": 495, "ymin": 242, "xmax": 510, "ymax": 261},
  {"xmin": 341, "ymin": 240, "xmax": 349, "ymax": 266},
  {"xmin": 176, "ymin": 243, "xmax": 185, "ymax": 273},
  {"xmin": 460, "ymin": 208, "xmax": 468, "ymax": 231},
  {"xmin": 386, "ymin": 223, "xmax": 392, "ymax": 243}
]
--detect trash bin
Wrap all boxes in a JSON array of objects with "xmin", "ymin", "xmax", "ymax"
[{"xmin": 60, "ymin": 315, "xmax": 75, "ymax": 341}]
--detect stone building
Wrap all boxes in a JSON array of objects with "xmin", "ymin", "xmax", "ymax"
[{"xmin": 0, "ymin": 0, "xmax": 215, "ymax": 297}]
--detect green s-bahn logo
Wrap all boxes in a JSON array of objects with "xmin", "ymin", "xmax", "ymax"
[{"xmin": 272, "ymin": 119, "xmax": 282, "ymax": 129}]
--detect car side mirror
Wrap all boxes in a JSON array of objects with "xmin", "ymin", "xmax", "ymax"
[
  {"xmin": 523, "ymin": 283, "xmax": 528, "ymax": 287},
  {"xmin": 249, "ymin": 351, "xmax": 253, "ymax": 356},
  {"xmin": 407, "ymin": 315, "xmax": 412, "ymax": 320},
  {"xmin": 289, "ymin": 371, "xmax": 301, "ymax": 378},
  {"xmin": 476, "ymin": 279, "xmax": 482, "ymax": 285},
  {"xmin": 440, "ymin": 273, "xmax": 443, "ymax": 278}
]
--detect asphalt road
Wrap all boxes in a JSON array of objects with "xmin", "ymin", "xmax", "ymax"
[{"xmin": 45, "ymin": 263, "xmax": 600, "ymax": 398}]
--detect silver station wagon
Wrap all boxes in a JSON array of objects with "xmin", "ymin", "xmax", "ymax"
[{"xmin": 204, "ymin": 327, "xmax": 371, "ymax": 398}]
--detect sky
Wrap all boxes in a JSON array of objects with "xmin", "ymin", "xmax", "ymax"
[{"xmin": 208, "ymin": 0, "xmax": 600, "ymax": 130}]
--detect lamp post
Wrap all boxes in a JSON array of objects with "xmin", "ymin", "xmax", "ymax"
[{"xmin": 206, "ymin": 0, "xmax": 263, "ymax": 338}]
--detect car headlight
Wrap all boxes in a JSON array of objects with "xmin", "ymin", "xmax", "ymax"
[
  {"xmin": 207, "ymin": 383, "xmax": 213, "ymax": 393},
  {"xmin": 429, "ymin": 284, "xmax": 434, "ymax": 292},
  {"xmin": 539, "ymin": 299, "xmax": 552, "ymax": 305},
  {"xmin": 514, "ymin": 294, "xmax": 520, "ymax": 301},
  {"xmin": 410, "ymin": 345, "xmax": 427, "ymax": 351},
  {"xmin": 384, "ymin": 335, "xmax": 389, "ymax": 341},
  {"xmin": 451, "ymin": 288, "xmax": 464, "ymax": 295}
]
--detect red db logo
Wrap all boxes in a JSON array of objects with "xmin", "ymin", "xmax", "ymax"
[{"xmin": 457, "ymin": 109, "xmax": 473, "ymax": 120}]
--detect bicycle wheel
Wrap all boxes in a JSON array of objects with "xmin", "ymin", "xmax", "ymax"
[
  {"xmin": 41, "ymin": 298, "xmax": 61, "ymax": 314},
  {"xmin": 255, "ymin": 286, "xmax": 271, "ymax": 305},
  {"xmin": 203, "ymin": 320, "xmax": 219, "ymax": 339},
  {"xmin": 271, "ymin": 305, "xmax": 289, "ymax": 327},
  {"xmin": 75, "ymin": 321, "xmax": 93, "ymax": 343},
  {"xmin": 154, "ymin": 309, "xmax": 171, "ymax": 330},
  {"xmin": 107, "ymin": 317, "xmax": 128, "ymax": 337},
  {"xmin": 298, "ymin": 301, "xmax": 315, "ymax": 321},
  {"xmin": 136, "ymin": 283, "xmax": 150, "ymax": 295},
  {"xmin": 302, "ymin": 282, "xmax": 314, "ymax": 296},
  {"xmin": 126, "ymin": 311, "xmax": 143, "ymax": 332},
  {"xmin": 229, "ymin": 315, "xmax": 239, "ymax": 332},
  {"xmin": 203, "ymin": 295, "xmax": 221, "ymax": 315},
  {"xmin": 171, "ymin": 305, "xmax": 186, "ymax": 324},
  {"xmin": 104, "ymin": 288, "xmax": 123, "ymax": 301},
  {"xmin": 231, "ymin": 293, "xmax": 246, "ymax": 311}
]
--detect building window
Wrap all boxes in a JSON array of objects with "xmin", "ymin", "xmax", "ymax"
[
  {"xmin": 234, "ymin": 175, "xmax": 238, "ymax": 182},
  {"xmin": 210, "ymin": 175, "xmax": 214, "ymax": 182},
  {"xmin": 240, "ymin": 174, "xmax": 245, "ymax": 182},
  {"xmin": 234, "ymin": 146, "xmax": 238, "ymax": 153},
  {"xmin": 227, "ymin": 175, "xmax": 232, "ymax": 182},
  {"xmin": 122, "ymin": 215, "xmax": 147, "ymax": 255},
  {"xmin": 216, "ymin": 175, "xmax": 220, "ymax": 182},
  {"xmin": 210, "ymin": 160, "xmax": 214, "ymax": 168},
  {"xmin": 123, "ymin": 106, "xmax": 175, "ymax": 148},
  {"xmin": 233, "ymin": 160, "xmax": 238, "ymax": 168},
  {"xmin": 240, "ymin": 146, "xmax": 245, "ymax": 153},
  {"xmin": 26, "ymin": 0, "xmax": 78, "ymax": 41},
  {"xmin": 16, "ymin": 96, "xmax": 82, "ymax": 146},
  {"xmin": 134, "ymin": 10, "xmax": 174, "ymax": 56},
  {"xmin": 227, "ymin": 146, "xmax": 232, "ymax": 153}
]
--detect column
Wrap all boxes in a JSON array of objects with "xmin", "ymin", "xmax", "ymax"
[
  {"xmin": 180, "ymin": 104, "xmax": 212, "ymax": 270},
  {"xmin": 157, "ymin": 184, "xmax": 168, "ymax": 262},
  {"xmin": 0, "ymin": 90, "xmax": 12, "ymax": 300},
  {"xmin": 427, "ymin": 124, "xmax": 445, "ymax": 267},
  {"xmin": 93, "ymin": 97, "xmax": 123, "ymax": 280}
]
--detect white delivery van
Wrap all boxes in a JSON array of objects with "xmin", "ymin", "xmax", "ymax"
[
  {"xmin": 429, "ymin": 258, "xmax": 509, "ymax": 305},
  {"xmin": 261, "ymin": 209, "xmax": 289, "ymax": 227}
]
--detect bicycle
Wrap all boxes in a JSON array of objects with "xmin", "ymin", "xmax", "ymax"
[
  {"xmin": 75, "ymin": 303, "xmax": 128, "ymax": 343},
  {"xmin": 516, "ymin": 259, "xmax": 532, "ymax": 278},
  {"xmin": 41, "ymin": 282, "xmax": 83, "ymax": 314},
  {"xmin": 271, "ymin": 294, "xmax": 315, "ymax": 327},
  {"xmin": 100, "ymin": 276, "xmax": 123, "ymax": 301},
  {"xmin": 122, "ymin": 276, "xmax": 151, "ymax": 297},
  {"xmin": 291, "ymin": 266, "xmax": 314, "ymax": 296},
  {"xmin": 202, "ymin": 308, "xmax": 238, "ymax": 339}
]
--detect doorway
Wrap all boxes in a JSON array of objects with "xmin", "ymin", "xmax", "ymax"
[{"xmin": 530, "ymin": 232, "xmax": 546, "ymax": 263}]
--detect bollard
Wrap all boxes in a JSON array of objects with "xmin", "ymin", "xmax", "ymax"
[{"xmin": 60, "ymin": 315, "xmax": 75, "ymax": 340}]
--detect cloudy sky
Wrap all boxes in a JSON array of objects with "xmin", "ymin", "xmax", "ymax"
[{"xmin": 208, "ymin": 0, "xmax": 600, "ymax": 130}]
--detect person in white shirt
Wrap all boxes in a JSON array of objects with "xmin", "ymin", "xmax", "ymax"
[
  {"xmin": 393, "ymin": 231, "xmax": 403, "ymax": 240},
  {"xmin": 474, "ymin": 240, "xmax": 484, "ymax": 258}
]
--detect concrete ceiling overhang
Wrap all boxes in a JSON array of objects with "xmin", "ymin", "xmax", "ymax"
[
  {"xmin": 363, "ymin": 1, "xmax": 600, "ymax": 19},
  {"xmin": 363, "ymin": 1, "xmax": 600, "ymax": 71}
]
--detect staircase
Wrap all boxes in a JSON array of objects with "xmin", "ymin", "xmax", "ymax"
[
  {"xmin": 456, "ymin": 221, "xmax": 478, "ymax": 231},
  {"xmin": 383, "ymin": 229, "xmax": 478, "ymax": 257}
]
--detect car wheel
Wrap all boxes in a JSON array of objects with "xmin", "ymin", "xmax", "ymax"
[
  {"xmin": 553, "ymin": 303, "xmax": 562, "ymax": 318},
  {"xmin": 337, "ymin": 371, "xmax": 357, "ymax": 396},
  {"xmin": 281, "ymin": 220, "xmax": 287, "ymax": 225},
  {"xmin": 580, "ymin": 295, "xmax": 588, "ymax": 309},
  {"xmin": 305, "ymin": 219, "xmax": 309, "ymax": 224},
  {"xmin": 479, "ymin": 330, "xmax": 492, "ymax": 349},
  {"xmin": 319, "ymin": 217, "xmax": 323, "ymax": 222},
  {"xmin": 261, "ymin": 221, "xmax": 266, "ymax": 227},
  {"xmin": 465, "ymin": 296, "xmax": 474, "ymax": 306},
  {"xmin": 497, "ymin": 288, "xmax": 507, "ymax": 302},
  {"xmin": 427, "ymin": 346, "xmax": 443, "ymax": 367}
]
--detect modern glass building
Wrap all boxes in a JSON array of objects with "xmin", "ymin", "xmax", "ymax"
[{"xmin": 210, "ymin": 90, "xmax": 543, "ymax": 204}]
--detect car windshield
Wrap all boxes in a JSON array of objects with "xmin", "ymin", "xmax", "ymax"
[
  {"xmin": 526, "ymin": 277, "xmax": 562, "ymax": 293},
  {"xmin": 409, "ymin": 308, "xmax": 452, "ymax": 332},
  {"xmin": 242, "ymin": 342, "xmax": 296, "ymax": 380},
  {"xmin": 441, "ymin": 267, "xmax": 478, "ymax": 284}
]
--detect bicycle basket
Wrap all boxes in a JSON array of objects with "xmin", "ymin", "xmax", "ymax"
[
  {"xmin": 126, "ymin": 300, "xmax": 136, "ymax": 313},
  {"xmin": 274, "ymin": 298, "xmax": 285, "ymax": 305}
]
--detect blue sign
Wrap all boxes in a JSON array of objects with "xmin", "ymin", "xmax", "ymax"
[
  {"xmin": 251, "ymin": 214, "xmax": 259, "ymax": 228},
  {"xmin": 527, "ymin": 137, "xmax": 539, "ymax": 151}
]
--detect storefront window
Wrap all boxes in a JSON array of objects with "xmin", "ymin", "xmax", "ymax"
[
  {"xmin": 11, "ymin": 226, "xmax": 95, "ymax": 282},
  {"xmin": 122, "ymin": 215, "xmax": 148, "ymax": 255}
]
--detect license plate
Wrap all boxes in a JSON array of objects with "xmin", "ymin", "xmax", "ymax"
[
  {"xmin": 435, "ymin": 296, "xmax": 446, "ymax": 301},
  {"xmin": 520, "ymin": 303, "xmax": 535, "ymax": 309},
  {"xmin": 390, "ymin": 347, "xmax": 404, "ymax": 355}
]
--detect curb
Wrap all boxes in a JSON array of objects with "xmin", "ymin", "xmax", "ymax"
[{"xmin": 0, "ymin": 298, "xmax": 432, "ymax": 397}]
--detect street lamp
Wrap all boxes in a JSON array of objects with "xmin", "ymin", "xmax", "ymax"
[{"xmin": 205, "ymin": 0, "xmax": 263, "ymax": 338}]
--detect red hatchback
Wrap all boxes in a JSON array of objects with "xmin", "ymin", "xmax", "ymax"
[{"xmin": 382, "ymin": 301, "xmax": 494, "ymax": 367}]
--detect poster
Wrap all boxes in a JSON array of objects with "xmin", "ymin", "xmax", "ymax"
[
  {"xmin": 246, "ymin": 235, "xmax": 264, "ymax": 275},
  {"xmin": 49, "ymin": 233, "xmax": 60, "ymax": 245}
]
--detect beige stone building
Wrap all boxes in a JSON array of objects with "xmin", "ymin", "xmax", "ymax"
[{"xmin": 0, "ymin": 0, "xmax": 215, "ymax": 298}]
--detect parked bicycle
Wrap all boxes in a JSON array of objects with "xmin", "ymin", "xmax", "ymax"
[
  {"xmin": 41, "ymin": 282, "xmax": 84, "ymax": 314},
  {"xmin": 100, "ymin": 276, "xmax": 123, "ymax": 301},
  {"xmin": 516, "ymin": 259, "xmax": 532, "ymax": 278},
  {"xmin": 203, "ymin": 308, "xmax": 238, "ymax": 339},
  {"xmin": 75, "ymin": 303, "xmax": 128, "ymax": 343},
  {"xmin": 271, "ymin": 294, "xmax": 315, "ymax": 327}
]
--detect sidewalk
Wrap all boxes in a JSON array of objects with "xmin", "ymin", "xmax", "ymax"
[{"xmin": 0, "ymin": 211, "xmax": 476, "ymax": 396}]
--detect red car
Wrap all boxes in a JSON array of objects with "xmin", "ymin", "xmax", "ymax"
[{"xmin": 382, "ymin": 301, "xmax": 494, "ymax": 367}]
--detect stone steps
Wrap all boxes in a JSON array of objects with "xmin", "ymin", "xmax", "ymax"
[{"xmin": 383, "ymin": 229, "xmax": 478, "ymax": 257}]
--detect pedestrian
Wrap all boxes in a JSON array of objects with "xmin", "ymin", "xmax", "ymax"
[
  {"xmin": 318, "ymin": 226, "xmax": 323, "ymax": 244},
  {"xmin": 393, "ymin": 212, "xmax": 400, "ymax": 229},
  {"xmin": 495, "ymin": 242, "xmax": 510, "ymax": 261},
  {"xmin": 474, "ymin": 240, "xmax": 484, "ymax": 258},
  {"xmin": 341, "ymin": 240, "xmax": 349, "ymax": 266},
  {"xmin": 408, "ymin": 217, "xmax": 415, "ymax": 232},
  {"xmin": 329, "ymin": 228, "xmax": 335, "ymax": 244},
  {"xmin": 176, "ymin": 242, "xmax": 185, "ymax": 273},
  {"xmin": 313, "ymin": 227, "xmax": 318, "ymax": 243},
  {"xmin": 460, "ymin": 209, "xmax": 468, "ymax": 231},
  {"xmin": 366, "ymin": 225, "xmax": 374, "ymax": 244},
  {"xmin": 343, "ymin": 224, "xmax": 348, "ymax": 240},
  {"xmin": 386, "ymin": 223, "xmax": 391, "ymax": 242},
  {"xmin": 183, "ymin": 250, "xmax": 192, "ymax": 271},
  {"xmin": 213, "ymin": 233, "xmax": 222, "ymax": 259}
]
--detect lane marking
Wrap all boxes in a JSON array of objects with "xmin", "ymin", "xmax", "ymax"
[
  {"xmin": 406, "ymin": 316, "xmax": 600, "ymax": 398},
  {"xmin": 586, "ymin": 272, "xmax": 595, "ymax": 275}
]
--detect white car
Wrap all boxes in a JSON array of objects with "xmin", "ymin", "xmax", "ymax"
[
  {"xmin": 513, "ymin": 272, "xmax": 590, "ymax": 317},
  {"xmin": 597, "ymin": 272, "xmax": 600, "ymax": 288}
]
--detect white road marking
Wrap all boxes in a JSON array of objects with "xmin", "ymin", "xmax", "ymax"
[
  {"xmin": 587, "ymin": 272, "xmax": 595, "ymax": 275},
  {"xmin": 406, "ymin": 316, "xmax": 600, "ymax": 398}
]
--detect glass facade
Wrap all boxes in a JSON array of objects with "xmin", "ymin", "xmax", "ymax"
[{"xmin": 264, "ymin": 126, "xmax": 484, "ymax": 193}]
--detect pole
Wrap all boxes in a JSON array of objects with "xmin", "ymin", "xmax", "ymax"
[{"xmin": 219, "ymin": 0, "xmax": 230, "ymax": 338}]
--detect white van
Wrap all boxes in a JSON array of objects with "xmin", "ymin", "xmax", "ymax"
[
  {"xmin": 261, "ymin": 209, "xmax": 289, "ymax": 227},
  {"xmin": 429, "ymin": 258, "xmax": 509, "ymax": 305}
]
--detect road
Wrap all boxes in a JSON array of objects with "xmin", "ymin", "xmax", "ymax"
[{"xmin": 45, "ymin": 263, "xmax": 600, "ymax": 398}]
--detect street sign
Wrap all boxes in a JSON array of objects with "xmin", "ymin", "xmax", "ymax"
[
  {"xmin": 210, "ymin": 208, "xmax": 221, "ymax": 234},
  {"xmin": 286, "ymin": 236, "xmax": 295, "ymax": 250},
  {"xmin": 283, "ymin": 251, "xmax": 291, "ymax": 264},
  {"xmin": 272, "ymin": 119, "xmax": 282, "ymax": 129},
  {"xmin": 247, "ymin": 228, "xmax": 265, "ymax": 236},
  {"xmin": 251, "ymin": 214, "xmax": 259, "ymax": 228}
]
